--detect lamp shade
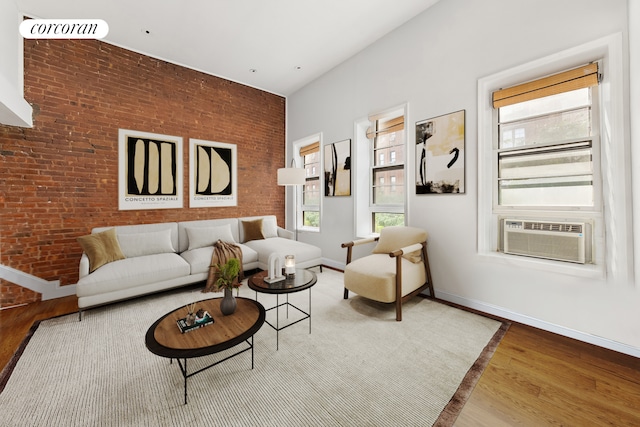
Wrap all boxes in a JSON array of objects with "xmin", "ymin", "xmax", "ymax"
[{"xmin": 277, "ymin": 167, "xmax": 305, "ymax": 186}]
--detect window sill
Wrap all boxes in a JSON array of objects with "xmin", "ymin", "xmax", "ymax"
[
  {"xmin": 298, "ymin": 226, "xmax": 319, "ymax": 233},
  {"xmin": 476, "ymin": 251, "xmax": 605, "ymax": 280}
]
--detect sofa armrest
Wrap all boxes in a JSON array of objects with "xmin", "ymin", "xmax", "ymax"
[
  {"xmin": 79, "ymin": 253, "xmax": 90, "ymax": 279},
  {"xmin": 277, "ymin": 227, "xmax": 294, "ymax": 240}
]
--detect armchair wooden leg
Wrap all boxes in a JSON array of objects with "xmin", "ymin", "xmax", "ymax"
[
  {"xmin": 395, "ymin": 300, "xmax": 402, "ymax": 321},
  {"xmin": 395, "ymin": 255, "xmax": 402, "ymax": 321},
  {"xmin": 343, "ymin": 288, "xmax": 349, "ymax": 299}
]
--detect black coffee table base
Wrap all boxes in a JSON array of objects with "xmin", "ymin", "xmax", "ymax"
[
  {"xmin": 145, "ymin": 297, "xmax": 265, "ymax": 405},
  {"xmin": 171, "ymin": 336, "xmax": 255, "ymax": 404}
]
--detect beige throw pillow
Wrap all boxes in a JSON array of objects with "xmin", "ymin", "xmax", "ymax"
[{"xmin": 77, "ymin": 228, "xmax": 125, "ymax": 273}]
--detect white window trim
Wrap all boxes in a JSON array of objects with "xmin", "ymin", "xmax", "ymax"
[
  {"xmin": 477, "ymin": 33, "xmax": 632, "ymax": 282},
  {"xmin": 293, "ymin": 133, "xmax": 322, "ymax": 233},
  {"xmin": 354, "ymin": 104, "xmax": 409, "ymax": 238}
]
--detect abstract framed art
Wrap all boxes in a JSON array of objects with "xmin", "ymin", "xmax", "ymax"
[
  {"xmin": 189, "ymin": 138, "xmax": 238, "ymax": 207},
  {"xmin": 324, "ymin": 139, "xmax": 351, "ymax": 197},
  {"xmin": 118, "ymin": 129, "xmax": 183, "ymax": 210},
  {"xmin": 415, "ymin": 109, "xmax": 465, "ymax": 194}
]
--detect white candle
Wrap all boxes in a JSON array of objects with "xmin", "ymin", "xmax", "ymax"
[{"xmin": 284, "ymin": 255, "xmax": 295, "ymax": 276}]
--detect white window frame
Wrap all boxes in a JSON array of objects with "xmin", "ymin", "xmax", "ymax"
[
  {"xmin": 354, "ymin": 104, "xmax": 408, "ymax": 237},
  {"xmin": 494, "ymin": 85, "xmax": 601, "ymax": 212},
  {"xmin": 477, "ymin": 33, "xmax": 632, "ymax": 282},
  {"xmin": 293, "ymin": 134, "xmax": 321, "ymax": 233}
]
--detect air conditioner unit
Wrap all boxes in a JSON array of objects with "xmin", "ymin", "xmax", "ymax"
[{"xmin": 503, "ymin": 219, "xmax": 587, "ymax": 264}]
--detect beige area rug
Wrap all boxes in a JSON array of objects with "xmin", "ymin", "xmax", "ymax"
[{"xmin": 0, "ymin": 268, "xmax": 507, "ymax": 427}]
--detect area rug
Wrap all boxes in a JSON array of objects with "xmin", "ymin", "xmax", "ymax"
[{"xmin": 0, "ymin": 269, "xmax": 507, "ymax": 427}]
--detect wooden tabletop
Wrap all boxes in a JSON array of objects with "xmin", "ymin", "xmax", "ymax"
[{"xmin": 145, "ymin": 297, "xmax": 265, "ymax": 359}]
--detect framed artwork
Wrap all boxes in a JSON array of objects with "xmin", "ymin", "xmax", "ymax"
[
  {"xmin": 415, "ymin": 110, "xmax": 465, "ymax": 194},
  {"xmin": 118, "ymin": 129, "xmax": 183, "ymax": 210},
  {"xmin": 189, "ymin": 139, "xmax": 237, "ymax": 207},
  {"xmin": 324, "ymin": 139, "xmax": 351, "ymax": 197}
]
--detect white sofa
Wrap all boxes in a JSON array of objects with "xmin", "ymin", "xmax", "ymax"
[{"xmin": 76, "ymin": 215, "xmax": 322, "ymax": 318}]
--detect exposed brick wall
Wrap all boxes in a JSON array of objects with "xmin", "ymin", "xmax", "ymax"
[
  {"xmin": 0, "ymin": 39, "xmax": 285, "ymax": 305},
  {"xmin": 0, "ymin": 280, "xmax": 41, "ymax": 307}
]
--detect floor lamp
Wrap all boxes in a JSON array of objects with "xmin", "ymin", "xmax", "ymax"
[{"xmin": 277, "ymin": 162, "xmax": 305, "ymax": 240}]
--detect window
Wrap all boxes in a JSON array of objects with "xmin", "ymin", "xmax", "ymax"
[
  {"xmin": 368, "ymin": 111, "xmax": 406, "ymax": 233},
  {"xmin": 494, "ymin": 64, "xmax": 600, "ymax": 210},
  {"xmin": 478, "ymin": 34, "xmax": 633, "ymax": 280},
  {"xmin": 300, "ymin": 139, "xmax": 320, "ymax": 229},
  {"xmin": 490, "ymin": 63, "xmax": 601, "ymax": 264}
]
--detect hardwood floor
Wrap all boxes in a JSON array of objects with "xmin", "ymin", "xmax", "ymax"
[
  {"xmin": 1, "ymin": 298, "xmax": 639, "ymax": 426},
  {"xmin": 456, "ymin": 324, "xmax": 640, "ymax": 426},
  {"xmin": 0, "ymin": 296, "xmax": 78, "ymax": 374}
]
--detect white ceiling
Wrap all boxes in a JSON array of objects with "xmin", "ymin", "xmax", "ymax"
[{"xmin": 16, "ymin": 0, "xmax": 440, "ymax": 96}]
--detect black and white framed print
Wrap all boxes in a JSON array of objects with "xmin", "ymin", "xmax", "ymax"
[{"xmin": 415, "ymin": 110, "xmax": 465, "ymax": 194}]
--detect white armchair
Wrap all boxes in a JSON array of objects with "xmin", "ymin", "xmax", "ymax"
[{"xmin": 341, "ymin": 226, "xmax": 434, "ymax": 321}]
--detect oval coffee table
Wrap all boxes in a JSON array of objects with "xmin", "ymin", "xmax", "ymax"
[
  {"xmin": 145, "ymin": 297, "xmax": 265, "ymax": 404},
  {"xmin": 248, "ymin": 269, "xmax": 317, "ymax": 350}
]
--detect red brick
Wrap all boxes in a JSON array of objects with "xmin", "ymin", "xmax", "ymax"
[{"xmin": 0, "ymin": 39, "xmax": 285, "ymax": 289}]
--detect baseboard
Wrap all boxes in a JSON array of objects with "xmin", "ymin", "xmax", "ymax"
[
  {"xmin": 436, "ymin": 290, "xmax": 640, "ymax": 358},
  {"xmin": 321, "ymin": 258, "xmax": 345, "ymax": 271},
  {"xmin": 0, "ymin": 264, "xmax": 76, "ymax": 301}
]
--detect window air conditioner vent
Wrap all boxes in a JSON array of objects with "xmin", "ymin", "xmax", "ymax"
[
  {"xmin": 523, "ymin": 221, "xmax": 583, "ymax": 234},
  {"xmin": 503, "ymin": 219, "xmax": 588, "ymax": 264}
]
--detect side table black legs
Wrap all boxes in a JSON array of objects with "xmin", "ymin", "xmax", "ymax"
[
  {"xmin": 256, "ymin": 290, "xmax": 312, "ymax": 350},
  {"xmin": 248, "ymin": 268, "xmax": 317, "ymax": 350}
]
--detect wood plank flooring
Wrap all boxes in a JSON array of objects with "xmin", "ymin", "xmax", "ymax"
[
  {"xmin": 1, "ymin": 297, "xmax": 639, "ymax": 426},
  {"xmin": 456, "ymin": 323, "xmax": 640, "ymax": 426}
]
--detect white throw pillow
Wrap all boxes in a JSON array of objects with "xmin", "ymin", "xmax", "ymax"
[
  {"xmin": 186, "ymin": 224, "xmax": 235, "ymax": 251},
  {"xmin": 117, "ymin": 229, "xmax": 175, "ymax": 258},
  {"xmin": 261, "ymin": 217, "xmax": 278, "ymax": 239}
]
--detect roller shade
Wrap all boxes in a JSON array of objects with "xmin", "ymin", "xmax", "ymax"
[
  {"xmin": 493, "ymin": 63, "xmax": 599, "ymax": 109},
  {"xmin": 366, "ymin": 115, "xmax": 404, "ymax": 139},
  {"xmin": 299, "ymin": 141, "xmax": 319, "ymax": 157}
]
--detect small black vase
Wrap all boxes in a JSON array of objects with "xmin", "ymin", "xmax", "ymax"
[{"xmin": 220, "ymin": 288, "xmax": 237, "ymax": 315}]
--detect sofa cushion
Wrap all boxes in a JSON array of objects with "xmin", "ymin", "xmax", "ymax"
[
  {"xmin": 77, "ymin": 228, "xmax": 125, "ymax": 273},
  {"xmin": 177, "ymin": 219, "xmax": 239, "ymax": 253},
  {"xmin": 260, "ymin": 216, "xmax": 278, "ymax": 238},
  {"xmin": 244, "ymin": 237, "xmax": 321, "ymax": 266},
  {"xmin": 241, "ymin": 219, "xmax": 265, "ymax": 242},
  {"xmin": 94, "ymin": 223, "xmax": 179, "ymax": 256},
  {"xmin": 117, "ymin": 228, "xmax": 175, "ymax": 258},
  {"xmin": 180, "ymin": 243, "xmax": 258, "ymax": 275},
  {"xmin": 76, "ymin": 253, "xmax": 191, "ymax": 297},
  {"xmin": 185, "ymin": 224, "xmax": 236, "ymax": 250}
]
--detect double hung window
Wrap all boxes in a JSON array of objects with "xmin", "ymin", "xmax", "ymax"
[
  {"xmin": 300, "ymin": 141, "xmax": 320, "ymax": 229},
  {"xmin": 494, "ymin": 63, "xmax": 600, "ymax": 211},
  {"xmin": 478, "ymin": 35, "xmax": 630, "ymax": 278},
  {"xmin": 368, "ymin": 112, "xmax": 406, "ymax": 232}
]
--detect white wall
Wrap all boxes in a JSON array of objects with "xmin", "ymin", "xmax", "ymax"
[
  {"xmin": 287, "ymin": 0, "xmax": 640, "ymax": 355},
  {"xmin": 0, "ymin": 0, "xmax": 32, "ymax": 127}
]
